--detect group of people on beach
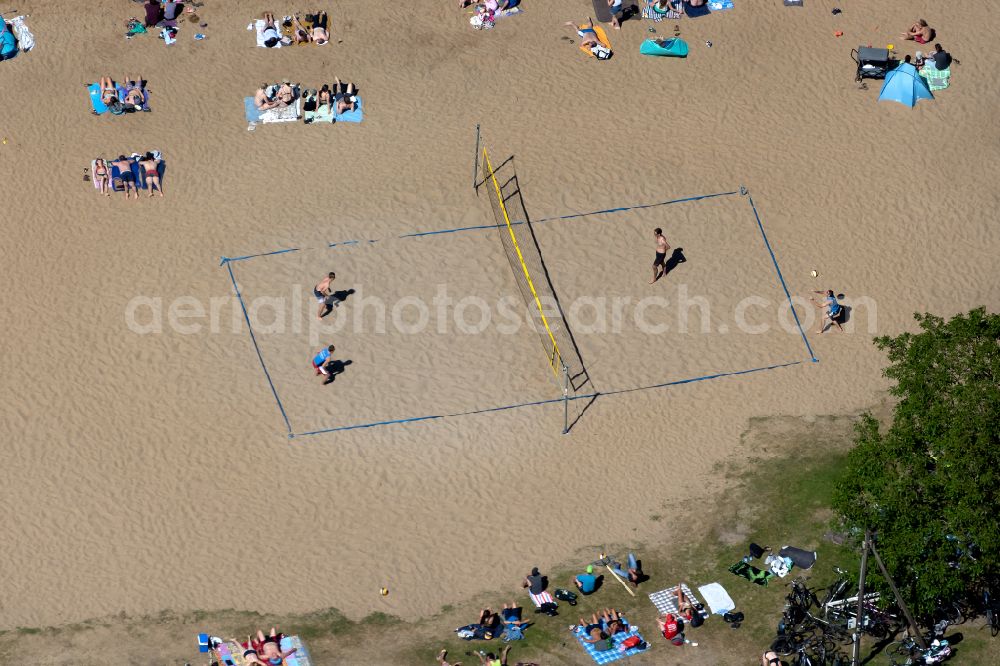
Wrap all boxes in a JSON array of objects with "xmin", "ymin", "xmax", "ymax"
[
  {"xmin": 91, "ymin": 153, "xmax": 164, "ymax": 198},
  {"xmin": 260, "ymin": 11, "xmax": 329, "ymax": 47},
  {"xmin": 143, "ymin": 0, "xmax": 187, "ymax": 28},
  {"xmin": 253, "ymin": 79, "xmax": 358, "ymax": 114},
  {"xmin": 200, "ymin": 628, "xmax": 298, "ymax": 666}
]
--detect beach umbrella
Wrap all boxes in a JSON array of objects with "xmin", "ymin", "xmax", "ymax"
[{"xmin": 878, "ymin": 62, "xmax": 934, "ymax": 108}]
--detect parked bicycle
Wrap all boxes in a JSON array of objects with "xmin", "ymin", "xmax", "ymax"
[{"xmin": 886, "ymin": 634, "xmax": 952, "ymax": 665}]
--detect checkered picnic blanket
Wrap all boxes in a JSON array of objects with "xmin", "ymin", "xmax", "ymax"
[
  {"xmin": 648, "ymin": 584, "xmax": 709, "ymax": 619},
  {"xmin": 920, "ymin": 62, "xmax": 951, "ymax": 91},
  {"xmin": 573, "ymin": 624, "xmax": 649, "ymax": 664}
]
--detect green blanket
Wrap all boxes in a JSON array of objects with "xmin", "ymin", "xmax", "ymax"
[{"xmin": 729, "ymin": 560, "xmax": 773, "ymax": 586}]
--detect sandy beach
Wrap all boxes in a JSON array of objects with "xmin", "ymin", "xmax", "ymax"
[{"xmin": 1, "ymin": 0, "xmax": 998, "ymax": 654}]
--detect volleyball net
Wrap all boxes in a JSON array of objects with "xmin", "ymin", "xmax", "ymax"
[{"xmin": 481, "ymin": 148, "xmax": 587, "ymax": 392}]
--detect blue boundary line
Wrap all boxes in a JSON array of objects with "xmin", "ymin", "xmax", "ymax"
[
  {"xmin": 747, "ymin": 194, "xmax": 817, "ymax": 363},
  {"xmin": 221, "ymin": 188, "xmax": 813, "ymax": 438},
  {"xmin": 225, "ymin": 261, "xmax": 294, "ymax": 436},
  {"xmin": 220, "ymin": 189, "xmax": 740, "ymax": 265},
  {"xmin": 289, "ymin": 359, "xmax": 802, "ymax": 438}
]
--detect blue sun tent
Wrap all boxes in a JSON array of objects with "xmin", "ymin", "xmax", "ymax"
[{"xmin": 878, "ymin": 62, "xmax": 933, "ymax": 108}]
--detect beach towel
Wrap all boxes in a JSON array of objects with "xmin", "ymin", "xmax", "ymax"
[
  {"xmin": 643, "ymin": 2, "xmax": 682, "ymax": 21},
  {"xmin": 697, "ymin": 582, "xmax": 735, "ymax": 615},
  {"xmin": 729, "ymin": 560, "xmax": 773, "ymax": 586},
  {"xmin": 334, "ymin": 96, "xmax": 363, "ymax": 123},
  {"xmin": 573, "ymin": 624, "xmax": 647, "ymax": 664},
  {"xmin": 784, "ymin": 0, "xmax": 803, "ymax": 6},
  {"xmin": 88, "ymin": 84, "xmax": 110, "ymax": 114},
  {"xmin": 528, "ymin": 590, "xmax": 555, "ymax": 608},
  {"xmin": 591, "ymin": 0, "xmax": 614, "ymax": 23},
  {"xmin": 648, "ymin": 584, "xmax": 709, "ymax": 620},
  {"xmin": 496, "ymin": 6, "xmax": 525, "ymax": 20},
  {"xmin": 579, "ymin": 25, "xmax": 613, "ymax": 58},
  {"xmin": 250, "ymin": 19, "xmax": 283, "ymax": 48},
  {"xmin": 919, "ymin": 61, "xmax": 951, "ymax": 91},
  {"xmin": 281, "ymin": 635, "xmax": 313, "ymax": 666},
  {"xmin": 160, "ymin": 27, "xmax": 177, "ymax": 45},
  {"xmin": 708, "ymin": 0, "xmax": 735, "ymax": 11}
]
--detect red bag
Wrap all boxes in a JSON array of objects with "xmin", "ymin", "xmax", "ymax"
[
  {"xmin": 661, "ymin": 613, "xmax": 678, "ymax": 639},
  {"xmin": 621, "ymin": 635, "xmax": 641, "ymax": 649}
]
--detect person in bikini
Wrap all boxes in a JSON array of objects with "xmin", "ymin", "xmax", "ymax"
[
  {"xmin": 762, "ymin": 651, "xmax": 781, "ymax": 666},
  {"xmin": 122, "ymin": 74, "xmax": 146, "ymax": 109},
  {"xmin": 275, "ymin": 80, "xmax": 296, "ymax": 107},
  {"xmin": 317, "ymin": 84, "xmax": 333, "ymax": 108},
  {"xmin": 903, "ymin": 19, "xmax": 935, "ymax": 44},
  {"xmin": 290, "ymin": 15, "xmax": 311, "ymax": 44},
  {"xmin": 138, "ymin": 152, "xmax": 164, "ymax": 197},
  {"xmin": 98, "ymin": 76, "xmax": 118, "ymax": 105},
  {"xmin": 93, "ymin": 158, "xmax": 111, "ymax": 196},
  {"xmin": 112, "ymin": 155, "xmax": 138, "ymax": 200},
  {"xmin": 314, "ymin": 272, "xmax": 338, "ymax": 319},
  {"xmin": 650, "ymin": 227, "xmax": 671, "ymax": 284}
]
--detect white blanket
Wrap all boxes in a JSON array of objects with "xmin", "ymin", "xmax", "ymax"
[
  {"xmin": 258, "ymin": 98, "xmax": 300, "ymax": 124},
  {"xmin": 697, "ymin": 582, "xmax": 735, "ymax": 615},
  {"xmin": 250, "ymin": 19, "xmax": 282, "ymax": 48}
]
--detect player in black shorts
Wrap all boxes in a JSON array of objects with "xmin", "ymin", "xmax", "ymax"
[{"xmin": 650, "ymin": 227, "xmax": 671, "ymax": 284}]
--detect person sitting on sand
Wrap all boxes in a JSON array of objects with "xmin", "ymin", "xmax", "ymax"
[
  {"xmin": 903, "ymin": 19, "xmax": 935, "ymax": 45},
  {"xmin": 291, "ymin": 15, "xmax": 311, "ymax": 44},
  {"xmin": 144, "ymin": 0, "xmax": 163, "ymax": 28},
  {"xmin": 928, "ymin": 42, "xmax": 956, "ymax": 69},
  {"xmin": 310, "ymin": 11, "xmax": 329, "ymax": 44},
  {"xmin": 93, "ymin": 158, "xmax": 111, "ymax": 196},
  {"xmin": 254, "ymin": 83, "xmax": 280, "ymax": 110},
  {"xmin": 810, "ymin": 289, "xmax": 844, "ymax": 333},
  {"xmin": 253, "ymin": 628, "xmax": 296, "ymax": 666},
  {"xmin": 275, "ymin": 80, "xmax": 296, "ymax": 107},
  {"xmin": 574, "ymin": 565, "xmax": 599, "ymax": 594},
  {"xmin": 112, "ymin": 155, "xmax": 139, "ymax": 200},
  {"xmin": 138, "ymin": 152, "xmax": 164, "ymax": 197},
  {"xmin": 331, "ymin": 78, "xmax": 358, "ymax": 114},
  {"xmin": 261, "ymin": 12, "xmax": 281, "ymax": 48}
]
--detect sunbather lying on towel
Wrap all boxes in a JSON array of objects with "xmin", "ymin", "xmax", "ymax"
[
  {"xmin": 98, "ymin": 76, "xmax": 118, "ymax": 106},
  {"xmin": 138, "ymin": 152, "xmax": 164, "ymax": 197},
  {"xmin": 252, "ymin": 628, "xmax": 296, "ymax": 665},
  {"xmin": 596, "ymin": 608, "xmax": 629, "ymax": 634},
  {"xmin": 309, "ymin": 11, "xmax": 330, "ymax": 45},
  {"xmin": 261, "ymin": 12, "xmax": 284, "ymax": 48},
  {"xmin": 565, "ymin": 18, "xmax": 600, "ymax": 48},
  {"xmin": 93, "ymin": 158, "xmax": 111, "ymax": 196},
  {"xmin": 121, "ymin": 75, "xmax": 148, "ymax": 110},
  {"xmin": 111, "ymin": 155, "xmax": 139, "ymax": 200},
  {"xmin": 332, "ymin": 78, "xmax": 358, "ymax": 113},
  {"xmin": 576, "ymin": 615, "xmax": 609, "ymax": 644},
  {"xmin": 290, "ymin": 15, "xmax": 312, "ymax": 44}
]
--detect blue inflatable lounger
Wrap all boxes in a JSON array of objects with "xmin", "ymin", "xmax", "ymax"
[{"xmin": 640, "ymin": 37, "xmax": 689, "ymax": 57}]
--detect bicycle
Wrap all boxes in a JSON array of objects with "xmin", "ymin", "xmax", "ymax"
[
  {"xmin": 886, "ymin": 636, "xmax": 952, "ymax": 665},
  {"xmin": 982, "ymin": 587, "xmax": 999, "ymax": 637}
]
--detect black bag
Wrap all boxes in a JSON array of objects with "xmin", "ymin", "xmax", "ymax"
[
  {"xmin": 554, "ymin": 588, "xmax": 578, "ymax": 605},
  {"xmin": 536, "ymin": 601, "xmax": 558, "ymax": 616}
]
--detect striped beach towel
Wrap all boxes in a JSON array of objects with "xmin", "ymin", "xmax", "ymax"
[
  {"xmin": 648, "ymin": 583, "xmax": 709, "ymax": 620},
  {"xmin": 643, "ymin": 3, "xmax": 681, "ymax": 21},
  {"xmin": 529, "ymin": 590, "xmax": 555, "ymax": 608}
]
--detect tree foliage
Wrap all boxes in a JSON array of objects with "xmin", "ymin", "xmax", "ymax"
[{"xmin": 833, "ymin": 308, "xmax": 1000, "ymax": 620}]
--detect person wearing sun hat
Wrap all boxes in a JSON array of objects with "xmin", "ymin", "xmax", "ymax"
[{"xmin": 574, "ymin": 565, "xmax": 598, "ymax": 594}]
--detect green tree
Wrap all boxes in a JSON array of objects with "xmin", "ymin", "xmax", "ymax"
[{"xmin": 833, "ymin": 308, "xmax": 1000, "ymax": 620}]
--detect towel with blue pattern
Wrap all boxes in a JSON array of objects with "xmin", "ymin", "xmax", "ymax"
[{"xmin": 573, "ymin": 624, "xmax": 649, "ymax": 664}]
